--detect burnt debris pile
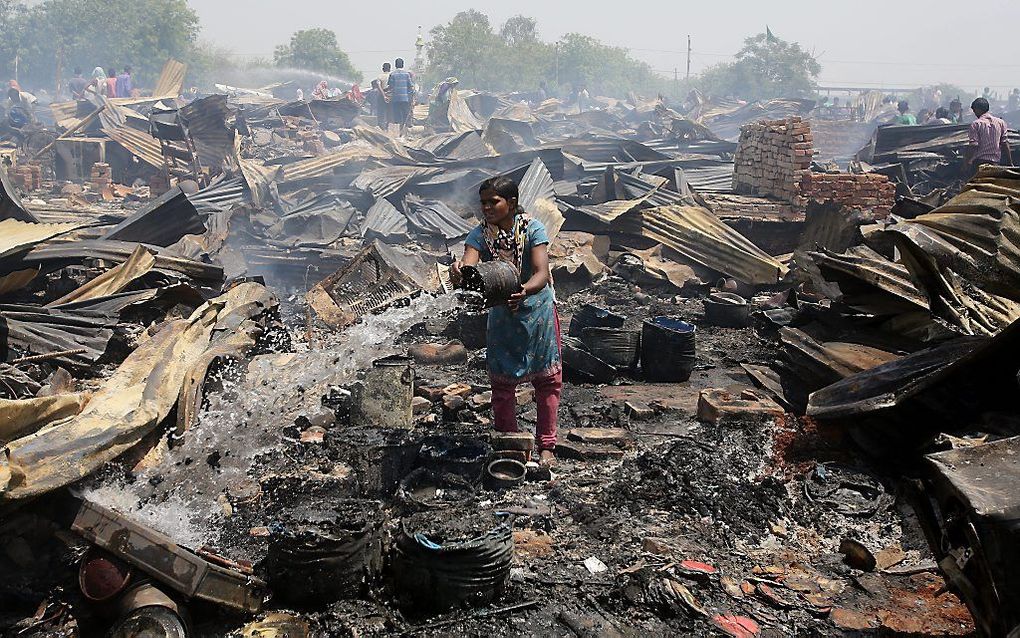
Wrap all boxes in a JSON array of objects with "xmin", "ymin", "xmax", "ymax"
[{"xmin": 2, "ymin": 61, "xmax": 1020, "ymax": 638}]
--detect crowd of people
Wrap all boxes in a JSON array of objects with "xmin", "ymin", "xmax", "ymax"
[{"xmin": 65, "ymin": 66, "xmax": 135, "ymax": 100}]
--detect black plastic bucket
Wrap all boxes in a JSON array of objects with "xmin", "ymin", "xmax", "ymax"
[
  {"xmin": 703, "ymin": 292, "xmax": 751, "ymax": 328},
  {"xmin": 393, "ymin": 512, "xmax": 514, "ymax": 612},
  {"xmin": 266, "ymin": 500, "xmax": 386, "ymax": 607},
  {"xmin": 460, "ymin": 261, "xmax": 520, "ymax": 308},
  {"xmin": 641, "ymin": 317, "xmax": 696, "ymax": 382},
  {"xmin": 581, "ymin": 327, "xmax": 641, "ymax": 369},
  {"xmin": 562, "ymin": 337, "xmax": 617, "ymax": 384},
  {"xmin": 568, "ymin": 304, "xmax": 626, "ymax": 338}
]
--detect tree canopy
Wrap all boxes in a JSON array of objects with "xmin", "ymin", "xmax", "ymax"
[
  {"xmin": 0, "ymin": 0, "xmax": 199, "ymax": 90},
  {"xmin": 273, "ymin": 28, "xmax": 362, "ymax": 83},
  {"xmin": 425, "ymin": 10, "xmax": 666, "ymax": 97},
  {"xmin": 694, "ymin": 31, "xmax": 820, "ymax": 100}
]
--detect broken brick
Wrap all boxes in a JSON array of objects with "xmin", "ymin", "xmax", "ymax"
[
  {"xmin": 492, "ymin": 432, "xmax": 535, "ymax": 451},
  {"xmin": 566, "ymin": 428, "xmax": 633, "ymax": 448},
  {"xmin": 441, "ymin": 382, "xmax": 472, "ymax": 398},
  {"xmin": 696, "ymin": 388, "xmax": 785, "ymax": 425},
  {"xmin": 555, "ymin": 440, "xmax": 625, "ymax": 461},
  {"xmin": 411, "ymin": 396, "xmax": 432, "ymax": 415}
]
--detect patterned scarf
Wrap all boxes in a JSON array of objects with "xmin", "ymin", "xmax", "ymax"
[{"xmin": 481, "ymin": 212, "xmax": 530, "ymax": 278}]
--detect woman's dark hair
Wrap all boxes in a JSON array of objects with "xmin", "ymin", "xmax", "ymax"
[{"xmin": 479, "ymin": 176, "xmax": 523, "ymax": 214}]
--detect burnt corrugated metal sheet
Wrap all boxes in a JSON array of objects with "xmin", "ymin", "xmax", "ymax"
[
  {"xmin": 885, "ymin": 165, "xmax": 1020, "ymax": 301},
  {"xmin": 808, "ymin": 246, "xmax": 930, "ymax": 311},
  {"xmin": 0, "ymin": 219, "xmax": 79, "ymax": 261},
  {"xmin": 519, "ymin": 158, "xmax": 562, "ymax": 240},
  {"xmin": 153, "ymin": 59, "xmax": 187, "ymax": 98},
  {"xmin": 189, "ymin": 177, "xmax": 248, "ymax": 214},
  {"xmin": 403, "ymin": 195, "xmax": 475, "ymax": 239},
  {"xmin": 352, "ymin": 166, "xmax": 443, "ymax": 199},
  {"xmin": 0, "ymin": 165, "xmax": 37, "ymax": 222},
  {"xmin": 0, "ymin": 303, "xmax": 117, "ymax": 367},
  {"xmin": 361, "ymin": 198, "xmax": 408, "ymax": 243},
  {"xmin": 613, "ymin": 204, "xmax": 787, "ymax": 285},
  {"xmin": 561, "ymin": 136, "xmax": 672, "ymax": 163},
  {"xmin": 179, "ymin": 94, "xmax": 236, "ymax": 171},
  {"xmin": 103, "ymin": 187, "xmax": 203, "ymax": 246},
  {"xmin": 278, "ymin": 144, "xmax": 392, "ymax": 184},
  {"xmin": 101, "ymin": 124, "xmax": 164, "ymax": 167},
  {"xmin": 20, "ymin": 240, "xmax": 223, "ymax": 281}
]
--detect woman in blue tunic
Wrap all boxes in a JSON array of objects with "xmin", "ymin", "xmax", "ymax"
[{"xmin": 453, "ymin": 176, "xmax": 562, "ymax": 465}]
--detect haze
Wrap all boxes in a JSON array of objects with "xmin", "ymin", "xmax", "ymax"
[{"xmin": 188, "ymin": 0, "xmax": 1020, "ymax": 93}]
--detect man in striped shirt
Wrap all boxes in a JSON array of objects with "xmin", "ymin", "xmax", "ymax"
[
  {"xmin": 964, "ymin": 97, "xmax": 1012, "ymax": 172},
  {"xmin": 387, "ymin": 58, "xmax": 415, "ymax": 135}
]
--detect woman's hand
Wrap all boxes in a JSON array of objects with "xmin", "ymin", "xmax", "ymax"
[
  {"xmin": 507, "ymin": 285, "xmax": 527, "ymax": 311},
  {"xmin": 450, "ymin": 259, "xmax": 463, "ymax": 286}
]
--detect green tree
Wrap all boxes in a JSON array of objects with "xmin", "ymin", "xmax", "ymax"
[
  {"xmin": 273, "ymin": 28, "xmax": 362, "ymax": 82},
  {"xmin": 500, "ymin": 15, "xmax": 538, "ymax": 48},
  {"xmin": 425, "ymin": 10, "xmax": 665, "ymax": 97},
  {"xmin": 695, "ymin": 30, "xmax": 820, "ymax": 100},
  {"xmin": 556, "ymin": 33, "xmax": 664, "ymax": 97},
  {"xmin": 4, "ymin": 0, "xmax": 199, "ymax": 91},
  {"xmin": 426, "ymin": 10, "xmax": 495, "ymax": 89}
]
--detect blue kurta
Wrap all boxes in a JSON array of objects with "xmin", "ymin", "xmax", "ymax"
[{"xmin": 465, "ymin": 218, "xmax": 561, "ymax": 383}]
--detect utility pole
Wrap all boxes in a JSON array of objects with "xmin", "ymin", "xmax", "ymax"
[
  {"xmin": 555, "ymin": 42, "xmax": 560, "ymax": 88},
  {"xmin": 685, "ymin": 35, "xmax": 691, "ymax": 89},
  {"xmin": 674, "ymin": 67, "xmax": 678, "ymax": 99}
]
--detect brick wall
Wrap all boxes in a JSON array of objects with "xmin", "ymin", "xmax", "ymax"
[{"xmin": 733, "ymin": 117, "xmax": 894, "ymax": 217}]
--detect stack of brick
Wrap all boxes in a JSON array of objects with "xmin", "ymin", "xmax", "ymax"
[
  {"xmin": 90, "ymin": 163, "xmax": 112, "ymax": 191},
  {"xmin": 733, "ymin": 117, "xmax": 895, "ymax": 217},
  {"xmin": 733, "ymin": 116, "xmax": 813, "ymax": 201},
  {"xmin": 799, "ymin": 172, "xmax": 896, "ymax": 216},
  {"xmin": 11, "ymin": 163, "xmax": 42, "ymax": 191}
]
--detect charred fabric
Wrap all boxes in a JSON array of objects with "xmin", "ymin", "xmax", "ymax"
[{"xmin": 0, "ymin": 63, "xmax": 1019, "ymax": 638}]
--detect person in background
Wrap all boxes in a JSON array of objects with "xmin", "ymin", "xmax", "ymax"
[
  {"xmin": 964, "ymin": 97, "xmax": 1012, "ymax": 175},
  {"xmin": 312, "ymin": 80, "xmax": 329, "ymax": 100},
  {"xmin": 917, "ymin": 108, "xmax": 933, "ymax": 125},
  {"xmin": 894, "ymin": 100, "xmax": 916, "ymax": 125},
  {"xmin": 115, "ymin": 66, "xmax": 132, "ymax": 98},
  {"xmin": 451, "ymin": 176, "xmax": 562, "ymax": 467},
  {"xmin": 930, "ymin": 107, "xmax": 952, "ymax": 125},
  {"xmin": 105, "ymin": 68, "xmax": 117, "ymax": 99},
  {"xmin": 89, "ymin": 66, "xmax": 107, "ymax": 96},
  {"xmin": 537, "ymin": 80, "xmax": 548, "ymax": 102},
  {"xmin": 295, "ymin": 87, "xmax": 304, "ymax": 101},
  {"xmin": 375, "ymin": 62, "xmax": 391, "ymax": 129},
  {"xmin": 578, "ymin": 85, "xmax": 590, "ymax": 113},
  {"xmin": 949, "ymin": 99, "xmax": 964, "ymax": 123},
  {"xmin": 387, "ymin": 58, "xmax": 415, "ymax": 134},
  {"xmin": 68, "ymin": 68, "xmax": 88, "ymax": 100},
  {"xmin": 7, "ymin": 80, "xmax": 36, "ymax": 126}
]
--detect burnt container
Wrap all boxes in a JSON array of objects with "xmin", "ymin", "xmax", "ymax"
[
  {"xmin": 568, "ymin": 303, "xmax": 626, "ymax": 338},
  {"xmin": 459, "ymin": 261, "xmax": 520, "ymax": 309},
  {"xmin": 266, "ymin": 499, "xmax": 386, "ymax": 607},
  {"xmin": 641, "ymin": 317, "xmax": 696, "ymax": 382},
  {"xmin": 393, "ymin": 512, "xmax": 514, "ymax": 612},
  {"xmin": 581, "ymin": 326, "xmax": 641, "ymax": 370},
  {"xmin": 703, "ymin": 292, "xmax": 751, "ymax": 328}
]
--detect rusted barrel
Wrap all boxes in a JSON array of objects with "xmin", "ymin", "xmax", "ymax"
[{"xmin": 459, "ymin": 261, "xmax": 520, "ymax": 308}]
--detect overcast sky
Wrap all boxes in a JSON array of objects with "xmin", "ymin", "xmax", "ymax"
[{"xmin": 188, "ymin": 0, "xmax": 1020, "ymax": 94}]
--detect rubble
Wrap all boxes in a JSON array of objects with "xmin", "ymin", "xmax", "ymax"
[{"xmin": 1, "ymin": 51, "xmax": 1017, "ymax": 638}]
